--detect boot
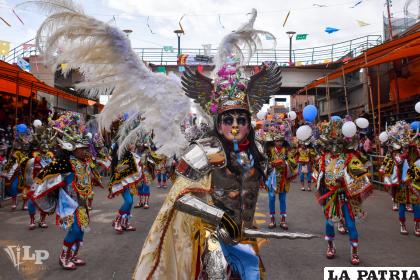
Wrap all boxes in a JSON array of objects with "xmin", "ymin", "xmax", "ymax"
[
  {"xmin": 326, "ymin": 240, "xmax": 336, "ymax": 259},
  {"xmin": 112, "ymin": 214, "xmax": 123, "ymax": 234},
  {"xmin": 350, "ymin": 244, "xmax": 360, "ymax": 265},
  {"xmin": 87, "ymin": 199, "xmax": 93, "ymax": 211},
  {"xmin": 406, "ymin": 204, "xmax": 413, "ymax": 213},
  {"xmin": 268, "ymin": 215, "xmax": 276, "ymax": 229},
  {"xmin": 22, "ymin": 199, "xmax": 28, "ymax": 210},
  {"xmin": 279, "ymin": 216, "xmax": 288, "ymax": 230},
  {"xmin": 392, "ymin": 202, "xmax": 398, "ymax": 211},
  {"xmin": 134, "ymin": 196, "xmax": 143, "ymax": 208},
  {"xmin": 400, "ymin": 221, "xmax": 408, "ymax": 235},
  {"xmin": 59, "ymin": 245, "xmax": 77, "ymax": 270},
  {"xmin": 121, "ymin": 215, "xmax": 136, "ymax": 231},
  {"xmin": 415, "ymin": 222, "xmax": 420, "ymax": 237},
  {"xmin": 143, "ymin": 198, "xmax": 150, "ymax": 209},
  {"xmin": 11, "ymin": 196, "xmax": 17, "ymax": 211},
  {"xmin": 39, "ymin": 213, "xmax": 48, "ymax": 228},
  {"xmin": 301, "ymin": 184, "xmax": 305, "ymax": 191},
  {"xmin": 338, "ymin": 221, "xmax": 348, "ymax": 234},
  {"xmin": 71, "ymin": 242, "xmax": 86, "ymax": 266},
  {"xmin": 29, "ymin": 214, "xmax": 36, "ymax": 230}
]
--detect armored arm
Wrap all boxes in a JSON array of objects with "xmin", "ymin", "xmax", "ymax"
[{"xmin": 174, "ymin": 193, "xmax": 240, "ymax": 240}]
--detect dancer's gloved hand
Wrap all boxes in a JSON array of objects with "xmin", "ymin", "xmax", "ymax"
[{"xmin": 218, "ymin": 213, "xmax": 240, "ymax": 245}]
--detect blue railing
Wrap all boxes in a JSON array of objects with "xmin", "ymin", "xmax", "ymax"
[{"xmin": 2, "ymin": 35, "xmax": 382, "ymax": 66}]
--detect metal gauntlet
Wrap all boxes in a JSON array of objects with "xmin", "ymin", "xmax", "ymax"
[{"xmin": 174, "ymin": 194, "xmax": 240, "ymax": 241}]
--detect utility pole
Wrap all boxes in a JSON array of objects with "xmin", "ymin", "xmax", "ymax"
[
  {"xmin": 286, "ymin": 31, "xmax": 296, "ymax": 66},
  {"xmin": 174, "ymin": 29, "xmax": 184, "ymax": 56},
  {"xmin": 385, "ymin": 0, "xmax": 393, "ymax": 40}
]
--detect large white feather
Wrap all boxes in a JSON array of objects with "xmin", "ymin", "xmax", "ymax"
[
  {"xmin": 23, "ymin": 0, "xmax": 200, "ymax": 156},
  {"xmin": 215, "ymin": 8, "xmax": 277, "ymax": 70}
]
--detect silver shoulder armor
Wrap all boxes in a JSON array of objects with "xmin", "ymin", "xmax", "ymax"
[{"xmin": 176, "ymin": 137, "xmax": 226, "ymax": 181}]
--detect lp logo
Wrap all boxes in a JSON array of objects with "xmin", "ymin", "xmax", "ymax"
[{"xmin": 4, "ymin": 245, "xmax": 49, "ymax": 270}]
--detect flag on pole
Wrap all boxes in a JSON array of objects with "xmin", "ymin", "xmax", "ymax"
[
  {"xmin": 296, "ymin": 34, "xmax": 308, "ymax": 40},
  {"xmin": 163, "ymin": 46, "xmax": 174, "ymax": 52},
  {"xmin": 0, "ymin": 40, "xmax": 10, "ymax": 55},
  {"xmin": 325, "ymin": 27, "xmax": 339, "ymax": 34},
  {"xmin": 356, "ymin": 20, "xmax": 370, "ymax": 27}
]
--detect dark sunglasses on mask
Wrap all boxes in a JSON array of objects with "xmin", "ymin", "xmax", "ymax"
[{"xmin": 221, "ymin": 115, "xmax": 248, "ymax": 126}]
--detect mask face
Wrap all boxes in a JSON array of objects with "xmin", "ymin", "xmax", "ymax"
[{"xmin": 218, "ymin": 112, "xmax": 250, "ymax": 143}]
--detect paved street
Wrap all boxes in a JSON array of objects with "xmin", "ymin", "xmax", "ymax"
[{"xmin": 0, "ymin": 180, "xmax": 419, "ymax": 280}]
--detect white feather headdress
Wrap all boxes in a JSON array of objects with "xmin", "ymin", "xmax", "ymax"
[{"xmin": 20, "ymin": 0, "xmax": 198, "ymax": 156}]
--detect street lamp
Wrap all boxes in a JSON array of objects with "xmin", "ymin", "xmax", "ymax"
[
  {"xmin": 286, "ymin": 31, "xmax": 296, "ymax": 66},
  {"xmin": 174, "ymin": 29, "xmax": 184, "ymax": 56}
]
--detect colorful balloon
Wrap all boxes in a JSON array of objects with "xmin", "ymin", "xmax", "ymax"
[
  {"xmin": 288, "ymin": 111, "xmax": 297, "ymax": 120},
  {"xmin": 302, "ymin": 105, "xmax": 317, "ymax": 122},
  {"xmin": 341, "ymin": 121, "xmax": 357, "ymax": 137},
  {"xmin": 296, "ymin": 125, "xmax": 312, "ymax": 141},
  {"xmin": 379, "ymin": 131, "xmax": 388, "ymax": 143},
  {"xmin": 355, "ymin": 117, "xmax": 369, "ymax": 129}
]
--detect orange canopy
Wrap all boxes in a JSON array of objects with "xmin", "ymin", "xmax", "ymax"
[
  {"xmin": 0, "ymin": 60, "xmax": 99, "ymax": 107},
  {"xmin": 296, "ymin": 31, "xmax": 420, "ymax": 94}
]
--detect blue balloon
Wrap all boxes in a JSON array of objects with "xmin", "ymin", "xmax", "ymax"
[
  {"xmin": 16, "ymin": 124, "xmax": 28, "ymax": 134},
  {"xmin": 411, "ymin": 121, "xmax": 420, "ymax": 131},
  {"xmin": 123, "ymin": 112, "xmax": 129, "ymax": 120},
  {"xmin": 331, "ymin": 116, "xmax": 342, "ymax": 122},
  {"xmin": 303, "ymin": 105, "xmax": 318, "ymax": 122}
]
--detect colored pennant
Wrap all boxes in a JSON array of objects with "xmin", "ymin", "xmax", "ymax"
[
  {"xmin": 325, "ymin": 27, "xmax": 339, "ymax": 34},
  {"xmin": 0, "ymin": 40, "xmax": 10, "ymax": 55},
  {"xmin": 356, "ymin": 20, "xmax": 370, "ymax": 27},
  {"xmin": 156, "ymin": 66, "xmax": 166, "ymax": 73},
  {"xmin": 265, "ymin": 34, "xmax": 275, "ymax": 40},
  {"xmin": 146, "ymin": 16, "xmax": 155, "ymax": 34},
  {"xmin": 12, "ymin": 9, "xmax": 24, "ymax": 25},
  {"xmin": 178, "ymin": 66, "xmax": 186, "ymax": 72},
  {"xmin": 0, "ymin": 16, "xmax": 11, "ymax": 27},
  {"xmin": 296, "ymin": 34, "xmax": 308, "ymax": 40},
  {"xmin": 197, "ymin": 65, "xmax": 203, "ymax": 72},
  {"xmin": 163, "ymin": 46, "xmax": 174, "ymax": 52},
  {"xmin": 282, "ymin": 11, "xmax": 290, "ymax": 27}
]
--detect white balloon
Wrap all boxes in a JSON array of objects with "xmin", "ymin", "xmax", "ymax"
[
  {"xmin": 355, "ymin": 118, "xmax": 369, "ymax": 129},
  {"xmin": 288, "ymin": 111, "xmax": 297, "ymax": 121},
  {"xmin": 379, "ymin": 131, "xmax": 389, "ymax": 143},
  {"xmin": 86, "ymin": 132, "xmax": 93, "ymax": 139},
  {"xmin": 416, "ymin": 101, "xmax": 420, "ymax": 114},
  {"xmin": 33, "ymin": 119, "xmax": 42, "ymax": 128},
  {"xmin": 341, "ymin": 121, "xmax": 357, "ymax": 137},
  {"xmin": 296, "ymin": 125, "xmax": 312, "ymax": 141}
]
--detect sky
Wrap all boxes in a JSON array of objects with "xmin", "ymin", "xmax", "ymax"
[{"xmin": 0, "ymin": 0, "xmax": 416, "ymax": 51}]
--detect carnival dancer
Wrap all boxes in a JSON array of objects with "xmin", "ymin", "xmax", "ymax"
[
  {"xmin": 379, "ymin": 121, "xmax": 420, "ymax": 236},
  {"xmin": 26, "ymin": 119, "xmax": 56, "ymax": 230},
  {"xmin": 109, "ymin": 142, "xmax": 143, "ymax": 233},
  {"xmin": 134, "ymin": 136, "xmax": 158, "ymax": 209},
  {"xmin": 31, "ymin": 112, "xmax": 93, "ymax": 270},
  {"xmin": 30, "ymin": 4, "xmax": 315, "ymax": 278},
  {"xmin": 264, "ymin": 117, "xmax": 297, "ymax": 230},
  {"xmin": 309, "ymin": 117, "xmax": 372, "ymax": 265},
  {"xmin": 0, "ymin": 124, "xmax": 31, "ymax": 210},
  {"xmin": 297, "ymin": 141, "xmax": 316, "ymax": 191},
  {"xmin": 155, "ymin": 154, "xmax": 168, "ymax": 188}
]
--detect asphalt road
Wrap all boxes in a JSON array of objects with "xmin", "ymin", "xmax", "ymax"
[{"xmin": 0, "ymin": 179, "xmax": 419, "ymax": 280}]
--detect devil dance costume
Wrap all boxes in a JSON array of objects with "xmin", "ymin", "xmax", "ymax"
[
  {"xmin": 26, "ymin": 119, "xmax": 55, "ymax": 230},
  {"xmin": 30, "ymin": 4, "xmax": 315, "ymax": 278},
  {"xmin": 262, "ymin": 117, "xmax": 297, "ymax": 230},
  {"xmin": 31, "ymin": 112, "xmax": 93, "ymax": 270},
  {"xmin": 379, "ymin": 120, "xmax": 420, "ymax": 236},
  {"xmin": 0, "ymin": 124, "xmax": 31, "ymax": 210},
  {"xmin": 109, "ymin": 144, "xmax": 143, "ymax": 233},
  {"xmin": 309, "ymin": 118, "xmax": 372, "ymax": 265}
]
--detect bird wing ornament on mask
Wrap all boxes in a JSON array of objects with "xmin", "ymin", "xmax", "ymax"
[
  {"xmin": 181, "ymin": 9, "xmax": 280, "ymax": 116},
  {"xmin": 21, "ymin": 0, "xmax": 197, "ymax": 157}
]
